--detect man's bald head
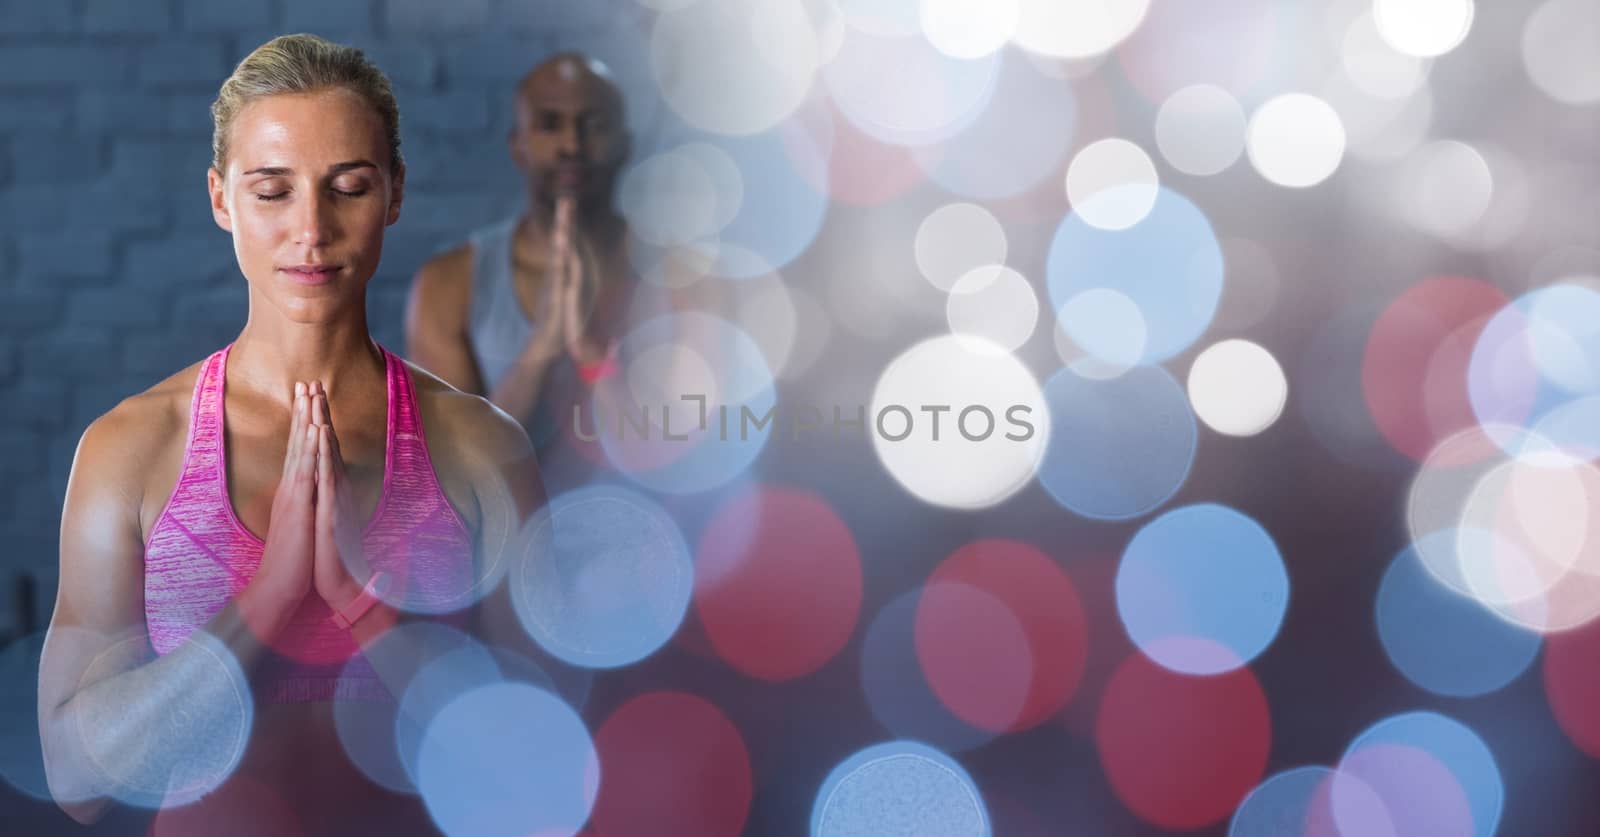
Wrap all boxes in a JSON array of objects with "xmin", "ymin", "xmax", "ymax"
[
  {"xmin": 517, "ymin": 53, "xmax": 624, "ymax": 120},
  {"xmin": 509, "ymin": 52, "xmax": 630, "ymax": 209}
]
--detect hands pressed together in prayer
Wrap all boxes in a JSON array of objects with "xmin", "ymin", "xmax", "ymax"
[
  {"xmin": 249, "ymin": 380, "xmax": 381, "ymax": 632},
  {"xmin": 524, "ymin": 195, "xmax": 615, "ymax": 371}
]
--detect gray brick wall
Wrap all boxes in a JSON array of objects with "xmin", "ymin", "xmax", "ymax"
[{"xmin": 0, "ymin": 0, "xmax": 660, "ymax": 638}]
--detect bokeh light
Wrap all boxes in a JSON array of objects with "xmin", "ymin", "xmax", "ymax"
[
  {"xmin": 1402, "ymin": 140, "xmax": 1494, "ymax": 239},
  {"xmin": 1228, "ymin": 765, "xmax": 1377, "ymax": 837},
  {"xmin": 588, "ymin": 691, "xmax": 752, "ymax": 837},
  {"xmin": 784, "ymin": 96, "xmax": 930, "ymax": 206},
  {"xmin": 1376, "ymin": 535, "xmax": 1542, "ymax": 697},
  {"xmin": 1117, "ymin": 504, "xmax": 1289, "ymax": 675},
  {"xmin": 915, "ymin": 540, "xmax": 1088, "ymax": 733},
  {"xmin": 1333, "ymin": 711, "xmax": 1502, "ymax": 837},
  {"xmin": 1373, "ymin": 0, "xmax": 1475, "ymax": 58},
  {"xmin": 914, "ymin": 203, "xmax": 1008, "ymax": 293},
  {"xmin": 601, "ymin": 311, "xmax": 774, "ymax": 494},
  {"xmin": 511, "ymin": 483, "xmax": 694, "ymax": 669},
  {"xmin": 1154, "ymin": 84, "xmax": 1247, "ymax": 177},
  {"xmin": 823, "ymin": 24, "xmax": 999, "ymax": 148},
  {"xmin": 915, "ymin": 49, "xmax": 1079, "ymax": 200},
  {"xmin": 695, "ymin": 485, "xmax": 862, "ymax": 681},
  {"xmin": 1065, "ymin": 138, "xmax": 1159, "ymax": 231},
  {"xmin": 1341, "ymin": 12, "xmax": 1430, "ymax": 99},
  {"xmin": 1096, "ymin": 651, "xmax": 1271, "ymax": 830},
  {"xmin": 918, "ymin": 0, "xmax": 1018, "ymax": 60},
  {"xmin": 417, "ymin": 683, "xmax": 597, "ymax": 837},
  {"xmin": 650, "ymin": 0, "xmax": 820, "ymax": 135},
  {"xmin": 1187, "ymin": 339, "xmax": 1288, "ymax": 437},
  {"xmin": 861, "ymin": 590, "xmax": 1000, "ymax": 753},
  {"xmin": 810, "ymin": 740, "xmax": 990, "ymax": 836},
  {"xmin": 1114, "ymin": 0, "xmax": 1278, "ymax": 103},
  {"xmin": 1363, "ymin": 276, "xmax": 1509, "ymax": 462},
  {"xmin": 1010, "ymin": 0, "xmax": 1151, "ymax": 60},
  {"xmin": 1047, "ymin": 186, "xmax": 1225, "ymax": 364},
  {"xmin": 1038, "ymin": 365, "xmax": 1197, "ymax": 521},
  {"xmin": 1246, "ymin": 93, "xmax": 1346, "ymax": 188},
  {"xmin": 708, "ymin": 128, "xmax": 830, "ymax": 278},
  {"xmin": 78, "ymin": 631, "xmax": 252, "ymax": 810},
  {"xmin": 1469, "ymin": 284, "xmax": 1600, "ymax": 443},
  {"xmin": 870, "ymin": 335, "xmax": 1050, "ymax": 510},
  {"xmin": 0, "ymin": 632, "xmax": 53, "ymax": 801},
  {"xmin": 1522, "ymin": 0, "xmax": 1600, "ymax": 105},
  {"xmin": 1055, "ymin": 290, "xmax": 1148, "ymax": 371},
  {"xmin": 1544, "ymin": 616, "xmax": 1600, "ymax": 758},
  {"xmin": 946, "ymin": 265, "xmax": 1039, "ymax": 354}
]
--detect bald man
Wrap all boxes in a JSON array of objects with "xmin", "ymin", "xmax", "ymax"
[{"xmin": 406, "ymin": 53, "xmax": 634, "ymax": 454}]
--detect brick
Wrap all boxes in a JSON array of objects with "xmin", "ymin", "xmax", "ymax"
[
  {"xmin": 394, "ymin": 189, "xmax": 518, "ymax": 233},
  {"xmin": 11, "ymin": 486, "xmax": 63, "ymax": 530},
  {"xmin": 402, "ymin": 140, "xmax": 503, "ymax": 188},
  {"xmin": 283, "ymin": 0, "xmax": 376, "ymax": 32},
  {"xmin": 109, "ymin": 139, "xmax": 191, "ymax": 189},
  {"xmin": 0, "ymin": 380, "xmax": 70, "ymax": 429},
  {"xmin": 490, "ymin": 0, "xmax": 615, "ymax": 32},
  {"xmin": 137, "ymin": 40, "xmax": 228, "ymax": 87},
  {"xmin": 72, "ymin": 380, "xmax": 145, "ymax": 431},
  {"xmin": 385, "ymin": 0, "xmax": 491, "ymax": 32},
  {"xmin": 66, "ymin": 288, "xmax": 169, "ymax": 328},
  {"xmin": 167, "ymin": 92, "xmax": 216, "ymax": 137},
  {"xmin": 0, "ymin": 0, "xmax": 74, "ymax": 34},
  {"xmin": 0, "ymin": 46, "xmax": 133, "ymax": 85},
  {"xmin": 402, "ymin": 92, "xmax": 491, "ymax": 137},
  {"xmin": 180, "ymin": 0, "xmax": 274, "ymax": 32},
  {"xmin": 0, "ymin": 431, "xmax": 48, "ymax": 479},
  {"xmin": 170, "ymin": 288, "xmax": 246, "ymax": 326},
  {"xmin": 125, "ymin": 234, "xmax": 237, "ymax": 286},
  {"xmin": 350, "ymin": 39, "xmax": 437, "ymax": 90},
  {"xmin": 83, "ymin": 0, "xmax": 176, "ymax": 34},
  {"xmin": 78, "ymin": 91, "xmax": 172, "ymax": 135},
  {"xmin": 7, "ymin": 135, "xmax": 104, "ymax": 186},
  {"xmin": 123, "ymin": 332, "xmax": 229, "ymax": 378},
  {"xmin": 17, "ymin": 234, "xmax": 115, "ymax": 279},
  {"xmin": 0, "ymin": 290, "xmax": 63, "ymax": 329},
  {"xmin": 21, "ymin": 330, "xmax": 119, "ymax": 379},
  {"xmin": 0, "ymin": 182, "xmax": 168, "ymax": 234},
  {"xmin": 0, "ymin": 94, "xmax": 73, "ymax": 132},
  {"xmin": 440, "ymin": 37, "xmax": 546, "ymax": 84}
]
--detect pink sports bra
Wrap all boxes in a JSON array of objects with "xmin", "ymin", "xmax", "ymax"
[{"xmin": 142, "ymin": 342, "xmax": 475, "ymax": 703}]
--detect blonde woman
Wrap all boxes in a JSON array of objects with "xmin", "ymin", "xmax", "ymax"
[{"xmin": 37, "ymin": 34, "xmax": 542, "ymax": 831}]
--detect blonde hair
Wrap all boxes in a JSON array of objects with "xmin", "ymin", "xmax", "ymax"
[{"xmin": 210, "ymin": 34, "xmax": 403, "ymax": 174}]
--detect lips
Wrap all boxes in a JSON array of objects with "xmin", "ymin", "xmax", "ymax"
[{"xmin": 280, "ymin": 264, "xmax": 342, "ymax": 286}]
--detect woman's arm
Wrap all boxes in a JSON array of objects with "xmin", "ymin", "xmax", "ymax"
[{"xmin": 39, "ymin": 393, "xmax": 317, "ymax": 823}]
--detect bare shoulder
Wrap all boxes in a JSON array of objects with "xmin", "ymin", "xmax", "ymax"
[
  {"xmin": 410, "ymin": 243, "xmax": 474, "ymax": 305},
  {"xmin": 64, "ymin": 358, "xmax": 203, "ymax": 547},
  {"xmin": 407, "ymin": 361, "xmax": 534, "ymax": 465},
  {"xmin": 77, "ymin": 362, "xmax": 199, "ymax": 487}
]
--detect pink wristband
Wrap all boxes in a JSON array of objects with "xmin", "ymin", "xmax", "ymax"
[
  {"xmin": 577, "ymin": 343, "xmax": 620, "ymax": 384},
  {"xmin": 332, "ymin": 572, "xmax": 390, "ymax": 630}
]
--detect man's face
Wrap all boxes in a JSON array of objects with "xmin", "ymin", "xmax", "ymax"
[{"xmin": 510, "ymin": 65, "xmax": 629, "ymax": 207}]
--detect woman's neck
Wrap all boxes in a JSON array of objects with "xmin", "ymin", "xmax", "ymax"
[{"xmin": 228, "ymin": 307, "xmax": 383, "ymax": 402}]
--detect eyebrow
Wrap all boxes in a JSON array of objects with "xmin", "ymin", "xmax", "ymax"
[{"xmin": 241, "ymin": 160, "xmax": 380, "ymax": 176}]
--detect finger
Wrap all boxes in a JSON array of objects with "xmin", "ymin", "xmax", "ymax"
[
  {"xmin": 298, "ymin": 423, "xmax": 319, "ymax": 508},
  {"xmin": 284, "ymin": 382, "xmax": 306, "ymax": 469},
  {"xmin": 316, "ymin": 425, "xmax": 334, "ymax": 531},
  {"xmin": 310, "ymin": 389, "xmax": 326, "ymax": 429}
]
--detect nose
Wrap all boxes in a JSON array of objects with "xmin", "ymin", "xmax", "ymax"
[
  {"xmin": 559, "ymin": 121, "xmax": 586, "ymax": 160},
  {"xmin": 292, "ymin": 189, "xmax": 337, "ymax": 247}
]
